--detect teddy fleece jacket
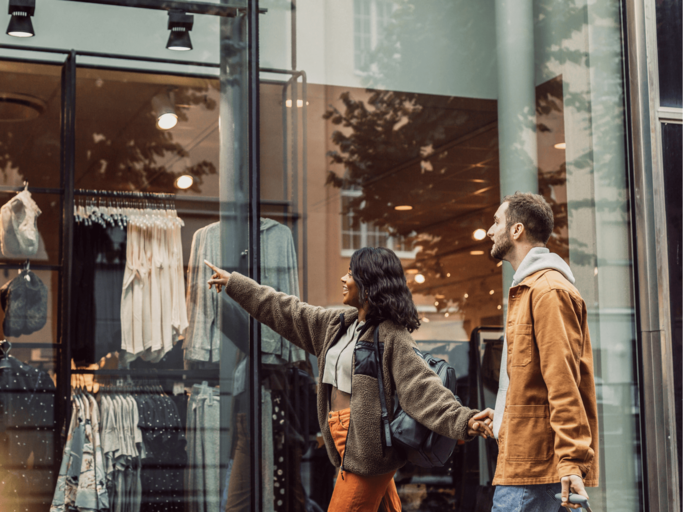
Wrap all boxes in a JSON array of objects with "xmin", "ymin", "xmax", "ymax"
[{"xmin": 225, "ymin": 272, "xmax": 480, "ymax": 477}]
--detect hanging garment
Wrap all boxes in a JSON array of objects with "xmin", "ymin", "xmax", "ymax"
[
  {"xmin": 186, "ymin": 382, "xmax": 220, "ymax": 512},
  {"xmin": 120, "ymin": 209, "xmax": 186, "ymax": 364},
  {"xmin": 184, "ymin": 218, "xmax": 305, "ymax": 364},
  {"xmin": 0, "ymin": 189, "xmax": 41, "ymax": 258},
  {"xmin": 0, "ymin": 268, "xmax": 47, "ymax": 337},
  {"xmin": 259, "ymin": 219, "xmax": 305, "ymax": 364},
  {"xmin": 71, "ymin": 222, "xmax": 126, "ymax": 364},
  {"xmin": 184, "ymin": 222, "xmax": 221, "ymax": 362},
  {"xmin": 1, "ymin": 356, "xmax": 55, "ymax": 512}
]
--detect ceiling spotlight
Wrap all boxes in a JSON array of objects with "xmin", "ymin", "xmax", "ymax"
[
  {"xmin": 496, "ymin": 261, "xmax": 503, "ymax": 267},
  {"xmin": 152, "ymin": 90, "xmax": 177, "ymax": 130},
  {"xmin": 405, "ymin": 268, "xmax": 418, "ymax": 275},
  {"xmin": 489, "ymin": 289, "xmax": 495, "ymax": 295},
  {"xmin": 174, "ymin": 175, "xmax": 193, "ymax": 190},
  {"xmin": 473, "ymin": 228, "xmax": 487, "ymax": 240},
  {"xmin": 395, "ymin": 205, "xmax": 413, "ymax": 211},
  {"xmin": 166, "ymin": 11, "xmax": 193, "ymax": 51},
  {"xmin": 497, "ymin": 305, "xmax": 502, "ymax": 310},
  {"xmin": 554, "ymin": 142, "xmax": 566, "ymax": 149},
  {"xmin": 7, "ymin": 0, "xmax": 35, "ymax": 38},
  {"xmin": 464, "ymin": 293, "xmax": 469, "ymax": 298},
  {"xmin": 470, "ymin": 250, "xmax": 485, "ymax": 255},
  {"xmin": 414, "ymin": 274, "xmax": 425, "ymax": 284}
]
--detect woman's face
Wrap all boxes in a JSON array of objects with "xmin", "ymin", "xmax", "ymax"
[{"xmin": 341, "ymin": 269, "xmax": 362, "ymax": 309}]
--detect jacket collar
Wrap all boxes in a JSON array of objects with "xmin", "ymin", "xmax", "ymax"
[{"xmin": 513, "ymin": 267, "xmax": 558, "ymax": 289}]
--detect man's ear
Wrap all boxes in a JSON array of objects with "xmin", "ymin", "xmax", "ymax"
[{"xmin": 511, "ymin": 222, "xmax": 525, "ymax": 240}]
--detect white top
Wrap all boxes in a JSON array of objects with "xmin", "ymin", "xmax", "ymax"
[{"xmin": 322, "ymin": 319, "xmax": 365, "ymax": 393}]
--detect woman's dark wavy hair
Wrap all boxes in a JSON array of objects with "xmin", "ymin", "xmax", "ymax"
[{"xmin": 350, "ymin": 247, "xmax": 420, "ymax": 332}]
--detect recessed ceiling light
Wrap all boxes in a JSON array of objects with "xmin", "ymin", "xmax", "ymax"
[
  {"xmin": 414, "ymin": 274, "xmax": 425, "ymax": 284},
  {"xmin": 496, "ymin": 261, "xmax": 503, "ymax": 267},
  {"xmin": 446, "ymin": 273, "xmax": 450, "ymax": 277},
  {"xmin": 435, "ymin": 294, "xmax": 445, "ymax": 299},
  {"xmin": 473, "ymin": 229, "xmax": 487, "ymax": 241},
  {"xmin": 554, "ymin": 142, "xmax": 566, "ymax": 149},
  {"xmin": 174, "ymin": 175, "xmax": 193, "ymax": 189},
  {"xmin": 497, "ymin": 305, "xmax": 502, "ymax": 310},
  {"xmin": 444, "ymin": 312, "xmax": 449, "ymax": 318},
  {"xmin": 395, "ymin": 205, "xmax": 413, "ymax": 211},
  {"xmin": 489, "ymin": 289, "xmax": 495, "ymax": 295},
  {"xmin": 470, "ymin": 250, "xmax": 485, "ymax": 255},
  {"xmin": 421, "ymin": 317, "xmax": 430, "ymax": 323},
  {"xmin": 464, "ymin": 293, "xmax": 469, "ymax": 299},
  {"xmin": 406, "ymin": 268, "xmax": 418, "ymax": 274}
]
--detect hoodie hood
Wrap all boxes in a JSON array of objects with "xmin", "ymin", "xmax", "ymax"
[
  {"xmin": 512, "ymin": 247, "xmax": 575, "ymax": 287},
  {"xmin": 260, "ymin": 218, "xmax": 280, "ymax": 231}
]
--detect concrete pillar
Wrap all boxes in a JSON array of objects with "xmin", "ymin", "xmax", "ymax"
[{"xmin": 494, "ymin": 0, "xmax": 539, "ymax": 295}]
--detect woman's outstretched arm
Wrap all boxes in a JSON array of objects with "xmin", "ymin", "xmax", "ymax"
[{"xmin": 206, "ymin": 261, "xmax": 338, "ymax": 357}]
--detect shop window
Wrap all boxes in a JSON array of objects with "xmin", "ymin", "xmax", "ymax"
[{"xmin": 340, "ymin": 188, "xmax": 415, "ymax": 258}]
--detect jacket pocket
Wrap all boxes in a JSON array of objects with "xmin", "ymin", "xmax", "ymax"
[
  {"xmin": 505, "ymin": 405, "xmax": 553, "ymax": 461},
  {"xmin": 510, "ymin": 324, "xmax": 533, "ymax": 367}
]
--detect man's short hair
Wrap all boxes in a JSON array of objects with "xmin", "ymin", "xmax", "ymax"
[{"xmin": 503, "ymin": 192, "xmax": 554, "ymax": 245}]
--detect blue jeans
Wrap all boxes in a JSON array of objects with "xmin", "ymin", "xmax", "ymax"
[{"xmin": 492, "ymin": 483, "xmax": 564, "ymax": 512}]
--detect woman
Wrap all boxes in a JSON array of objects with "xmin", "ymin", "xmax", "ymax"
[{"xmin": 206, "ymin": 247, "xmax": 493, "ymax": 512}]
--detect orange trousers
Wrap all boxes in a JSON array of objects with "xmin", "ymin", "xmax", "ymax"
[{"xmin": 327, "ymin": 408, "xmax": 402, "ymax": 512}]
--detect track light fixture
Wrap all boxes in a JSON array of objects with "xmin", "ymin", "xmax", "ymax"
[
  {"xmin": 7, "ymin": 0, "xmax": 35, "ymax": 38},
  {"xmin": 151, "ymin": 90, "xmax": 177, "ymax": 130},
  {"xmin": 166, "ymin": 11, "xmax": 193, "ymax": 51}
]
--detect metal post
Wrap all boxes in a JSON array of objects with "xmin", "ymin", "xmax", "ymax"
[
  {"xmin": 623, "ymin": 0, "xmax": 680, "ymax": 509},
  {"xmin": 247, "ymin": 1, "xmax": 262, "ymax": 511},
  {"xmin": 57, "ymin": 50, "xmax": 76, "ymax": 454}
]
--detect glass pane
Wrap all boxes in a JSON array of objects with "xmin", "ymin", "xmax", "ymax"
[
  {"xmin": 0, "ymin": 7, "xmax": 250, "ymax": 512},
  {"xmin": 260, "ymin": 0, "xmax": 643, "ymax": 510},
  {"xmin": 0, "ymin": 61, "xmax": 62, "ymax": 189},
  {"xmin": 661, "ymin": 122, "xmax": 682, "ymax": 483},
  {"xmin": 655, "ymin": 0, "xmax": 683, "ymax": 107}
]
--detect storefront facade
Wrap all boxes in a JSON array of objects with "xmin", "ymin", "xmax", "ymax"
[{"xmin": 0, "ymin": 0, "xmax": 679, "ymax": 511}]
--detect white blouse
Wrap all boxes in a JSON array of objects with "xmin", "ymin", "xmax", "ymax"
[{"xmin": 322, "ymin": 319, "xmax": 365, "ymax": 393}]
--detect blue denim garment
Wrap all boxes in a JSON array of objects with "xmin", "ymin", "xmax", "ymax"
[{"xmin": 492, "ymin": 483, "xmax": 564, "ymax": 512}]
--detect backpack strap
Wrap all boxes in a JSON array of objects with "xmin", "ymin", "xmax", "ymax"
[{"xmin": 373, "ymin": 326, "xmax": 392, "ymax": 449}]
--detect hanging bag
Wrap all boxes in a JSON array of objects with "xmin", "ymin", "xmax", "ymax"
[
  {"xmin": 0, "ymin": 269, "xmax": 48, "ymax": 337},
  {"xmin": 373, "ymin": 327, "xmax": 463, "ymax": 468},
  {"xmin": 0, "ymin": 189, "xmax": 41, "ymax": 259}
]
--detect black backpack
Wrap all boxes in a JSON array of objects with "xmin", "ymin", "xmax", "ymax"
[{"xmin": 373, "ymin": 328, "xmax": 462, "ymax": 468}]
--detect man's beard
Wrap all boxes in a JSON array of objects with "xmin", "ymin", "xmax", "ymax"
[{"xmin": 491, "ymin": 231, "xmax": 513, "ymax": 260}]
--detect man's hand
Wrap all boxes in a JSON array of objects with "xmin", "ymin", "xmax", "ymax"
[
  {"xmin": 467, "ymin": 408, "xmax": 494, "ymax": 439},
  {"xmin": 206, "ymin": 260, "xmax": 231, "ymax": 293},
  {"xmin": 560, "ymin": 475, "xmax": 588, "ymax": 510}
]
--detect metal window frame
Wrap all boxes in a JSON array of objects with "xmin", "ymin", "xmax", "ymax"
[{"xmin": 623, "ymin": 0, "xmax": 681, "ymax": 510}]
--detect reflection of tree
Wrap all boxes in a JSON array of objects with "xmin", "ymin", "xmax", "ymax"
[
  {"xmin": 325, "ymin": 89, "xmax": 500, "ymax": 312},
  {"xmin": 75, "ymin": 85, "xmax": 218, "ymax": 193}
]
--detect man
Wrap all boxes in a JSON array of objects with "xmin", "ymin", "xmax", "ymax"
[{"xmin": 487, "ymin": 192, "xmax": 599, "ymax": 511}]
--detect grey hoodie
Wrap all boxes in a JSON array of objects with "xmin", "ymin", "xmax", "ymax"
[{"xmin": 492, "ymin": 247, "xmax": 575, "ymax": 439}]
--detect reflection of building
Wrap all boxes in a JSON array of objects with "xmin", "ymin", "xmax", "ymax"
[{"xmin": 0, "ymin": 0, "xmax": 680, "ymax": 511}]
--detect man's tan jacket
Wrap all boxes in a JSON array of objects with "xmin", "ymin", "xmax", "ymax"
[{"xmin": 492, "ymin": 268, "xmax": 599, "ymax": 487}]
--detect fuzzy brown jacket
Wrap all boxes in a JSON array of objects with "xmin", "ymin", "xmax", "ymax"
[
  {"xmin": 492, "ymin": 269, "xmax": 599, "ymax": 487},
  {"xmin": 225, "ymin": 272, "xmax": 479, "ymax": 477}
]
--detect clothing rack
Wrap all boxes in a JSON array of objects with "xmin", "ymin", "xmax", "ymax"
[
  {"xmin": 74, "ymin": 189, "xmax": 176, "ymax": 199},
  {"xmin": 71, "ymin": 368, "xmax": 221, "ymax": 379}
]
